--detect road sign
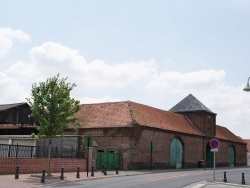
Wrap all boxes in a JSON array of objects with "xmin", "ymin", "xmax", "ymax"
[
  {"xmin": 209, "ymin": 139, "xmax": 220, "ymax": 149},
  {"xmin": 211, "ymin": 148, "xmax": 218, "ymax": 152}
]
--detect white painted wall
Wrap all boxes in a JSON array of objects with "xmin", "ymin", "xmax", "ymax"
[
  {"xmin": 0, "ymin": 139, "xmax": 9, "ymax": 145},
  {"xmin": 12, "ymin": 139, "xmax": 35, "ymax": 146}
]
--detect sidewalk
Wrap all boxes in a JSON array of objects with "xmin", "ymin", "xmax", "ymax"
[
  {"xmin": 184, "ymin": 180, "xmax": 250, "ymax": 188},
  {"xmin": 1, "ymin": 170, "xmax": 145, "ymax": 188},
  {"xmin": 1, "ymin": 170, "xmax": 250, "ymax": 188}
]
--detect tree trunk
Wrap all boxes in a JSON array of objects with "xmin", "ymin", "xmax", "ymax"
[{"xmin": 47, "ymin": 139, "xmax": 52, "ymax": 176}]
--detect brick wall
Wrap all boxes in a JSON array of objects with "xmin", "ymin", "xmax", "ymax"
[
  {"xmin": 124, "ymin": 128, "xmax": 246, "ymax": 169},
  {"xmin": 218, "ymin": 140, "xmax": 247, "ymax": 166},
  {"xmin": 0, "ymin": 158, "xmax": 87, "ymax": 175},
  {"xmin": 184, "ymin": 112, "xmax": 216, "ymax": 137},
  {"xmin": 79, "ymin": 127, "xmax": 247, "ymax": 170},
  {"xmin": 128, "ymin": 128, "xmax": 205, "ymax": 169}
]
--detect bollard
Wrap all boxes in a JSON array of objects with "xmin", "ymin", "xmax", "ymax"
[
  {"xmin": 91, "ymin": 166, "xmax": 94, "ymax": 177},
  {"xmin": 102, "ymin": 163, "xmax": 105, "ymax": 173},
  {"xmin": 115, "ymin": 165, "xmax": 119, "ymax": 175},
  {"xmin": 104, "ymin": 165, "xmax": 107, "ymax": 176},
  {"xmin": 223, "ymin": 172, "xmax": 227, "ymax": 182},
  {"xmin": 76, "ymin": 166, "xmax": 80, "ymax": 178},
  {"xmin": 242, "ymin": 173, "xmax": 246, "ymax": 185},
  {"xmin": 41, "ymin": 170, "xmax": 45, "ymax": 183},
  {"xmin": 15, "ymin": 165, "xmax": 19, "ymax": 179},
  {"xmin": 60, "ymin": 168, "xmax": 64, "ymax": 180}
]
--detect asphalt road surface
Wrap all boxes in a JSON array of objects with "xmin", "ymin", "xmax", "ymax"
[{"xmin": 44, "ymin": 168, "xmax": 250, "ymax": 188}]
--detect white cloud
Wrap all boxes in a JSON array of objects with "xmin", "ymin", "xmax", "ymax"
[
  {"xmin": 146, "ymin": 69, "xmax": 226, "ymax": 92},
  {"xmin": 80, "ymin": 59, "xmax": 156, "ymax": 88},
  {"xmin": 0, "ymin": 73, "xmax": 28, "ymax": 103},
  {"xmin": 1, "ymin": 34, "xmax": 250, "ymax": 138},
  {"xmin": 26, "ymin": 41, "xmax": 156, "ymax": 88},
  {"xmin": 29, "ymin": 41, "xmax": 85, "ymax": 64},
  {"xmin": 145, "ymin": 69, "xmax": 250, "ymax": 138},
  {"xmin": 0, "ymin": 28, "xmax": 30, "ymax": 58}
]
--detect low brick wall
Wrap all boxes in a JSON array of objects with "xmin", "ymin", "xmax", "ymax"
[{"xmin": 0, "ymin": 158, "xmax": 86, "ymax": 175}]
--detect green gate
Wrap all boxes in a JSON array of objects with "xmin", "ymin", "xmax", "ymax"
[
  {"xmin": 96, "ymin": 150, "xmax": 119, "ymax": 170},
  {"xmin": 228, "ymin": 146, "xmax": 235, "ymax": 167},
  {"xmin": 206, "ymin": 143, "xmax": 213, "ymax": 167},
  {"xmin": 170, "ymin": 138, "xmax": 183, "ymax": 169}
]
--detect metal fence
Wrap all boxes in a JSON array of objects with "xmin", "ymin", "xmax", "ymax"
[{"xmin": 0, "ymin": 144, "xmax": 82, "ymax": 158}]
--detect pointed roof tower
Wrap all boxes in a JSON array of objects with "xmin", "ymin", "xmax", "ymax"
[
  {"xmin": 169, "ymin": 94, "xmax": 216, "ymax": 114},
  {"xmin": 169, "ymin": 94, "xmax": 216, "ymax": 137}
]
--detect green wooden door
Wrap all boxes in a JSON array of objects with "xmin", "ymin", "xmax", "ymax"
[
  {"xmin": 206, "ymin": 144, "xmax": 213, "ymax": 168},
  {"xmin": 170, "ymin": 138, "xmax": 183, "ymax": 169},
  {"xmin": 96, "ymin": 151, "xmax": 119, "ymax": 170},
  {"xmin": 228, "ymin": 146, "xmax": 235, "ymax": 167}
]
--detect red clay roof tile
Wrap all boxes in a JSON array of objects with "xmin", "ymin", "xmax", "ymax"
[
  {"xmin": 216, "ymin": 125, "xmax": 245, "ymax": 144},
  {"xmin": 75, "ymin": 102, "xmax": 132, "ymax": 128},
  {"xmin": 76, "ymin": 101, "xmax": 201, "ymax": 135}
]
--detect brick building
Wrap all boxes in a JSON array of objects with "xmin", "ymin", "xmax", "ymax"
[
  {"xmin": 0, "ymin": 94, "xmax": 247, "ymax": 172},
  {"xmin": 244, "ymin": 139, "xmax": 250, "ymax": 166},
  {"xmin": 76, "ymin": 94, "xmax": 247, "ymax": 170}
]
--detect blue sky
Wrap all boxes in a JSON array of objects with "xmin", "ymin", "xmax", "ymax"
[{"xmin": 1, "ymin": 0, "xmax": 250, "ymax": 138}]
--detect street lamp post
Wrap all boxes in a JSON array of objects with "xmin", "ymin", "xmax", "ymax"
[{"xmin": 243, "ymin": 77, "xmax": 250, "ymax": 92}]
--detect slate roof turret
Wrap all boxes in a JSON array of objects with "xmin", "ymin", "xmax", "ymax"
[{"xmin": 169, "ymin": 94, "xmax": 216, "ymax": 115}]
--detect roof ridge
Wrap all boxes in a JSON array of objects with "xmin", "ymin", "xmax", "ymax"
[
  {"xmin": 127, "ymin": 101, "xmax": 137, "ymax": 125},
  {"xmin": 184, "ymin": 116, "xmax": 204, "ymax": 136},
  {"xmin": 81, "ymin": 100, "xmax": 129, "ymax": 105}
]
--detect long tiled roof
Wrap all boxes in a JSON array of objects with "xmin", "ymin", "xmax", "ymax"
[
  {"xmin": 128, "ymin": 101, "xmax": 201, "ymax": 135},
  {"xmin": 75, "ymin": 102, "xmax": 133, "ymax": 128},
  {"xmin": 216, "ymin": 125, "xmax": 246, "ymax": 144},
  {"xmin": 76, "ymin": 101, "xmax": 202, "ymax": 135},
  {"xmin": 0, "ymin": 103, "xmax": 27, "ymax": 112},
  {"xmin": 169, "ymin": 94, "xmax": 216, "ymax": 114}
]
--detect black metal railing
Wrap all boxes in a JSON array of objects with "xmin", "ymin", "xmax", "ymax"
[{"xmin": 0, "ymin": 144, "xmax": 82, "ymax": 158}]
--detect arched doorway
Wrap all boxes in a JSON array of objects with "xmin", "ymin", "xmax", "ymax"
[
  {"xmin": 170, "ymin": 138, "xmax": 183, "ymax": 169},
  {"xmin": 228, "ymin": 145, "xmax": 235, "ymax": 167},
  {"xmin": 206, "ymin": 143, "xmax": 213, "ymax": 168}
]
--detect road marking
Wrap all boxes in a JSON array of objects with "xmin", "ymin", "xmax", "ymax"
[
  {"xmin": 191, "ymin": 184, "xmax": 206, "ymax": 188},
  {"xmin": 140, "ymin": 171, "xmax": 210, "ymax": 182}
]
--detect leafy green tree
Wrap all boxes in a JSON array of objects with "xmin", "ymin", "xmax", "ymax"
[{"xmin": 27, "ymin": 74, "xmax": 80, "ymax": 176}]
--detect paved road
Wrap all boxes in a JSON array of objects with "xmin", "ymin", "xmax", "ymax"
[
  {"xmin": 43, "ymin": 168, "xmax": 250, "ymax": 188},
  {"xmin": 2, "ymin": 167, "xmax": 250, "ymax": 188}
]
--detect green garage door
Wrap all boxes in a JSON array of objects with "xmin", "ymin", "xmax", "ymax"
[
  {"xmin": 96, "ymin": 150, "xmax": 119, "ymax": 170},
  {"xmin": 228, "ymin": 146, "xmax": 235, "ymax": 167},
  {"xmin": 170, "ymin": 138, "xmax": 183, "ymax": 169}
]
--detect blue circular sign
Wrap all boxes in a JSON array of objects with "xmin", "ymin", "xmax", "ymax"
[{"xmin": 209, "ymin": 139, "xmax": 220, "ymax": 149}]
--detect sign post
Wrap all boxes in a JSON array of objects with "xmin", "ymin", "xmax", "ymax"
[
  {"xmin": 211, "ymin": 148, "xmax": 218, "ymax": 181},
  {"xmin": 209, "ymin": 139, "xmax": 220, "ymax": 181}
]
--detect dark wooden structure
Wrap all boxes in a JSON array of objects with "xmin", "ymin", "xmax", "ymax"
[{"xmin": 0, "ymin": 103, "xmax": 35, "ymax": 135}]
